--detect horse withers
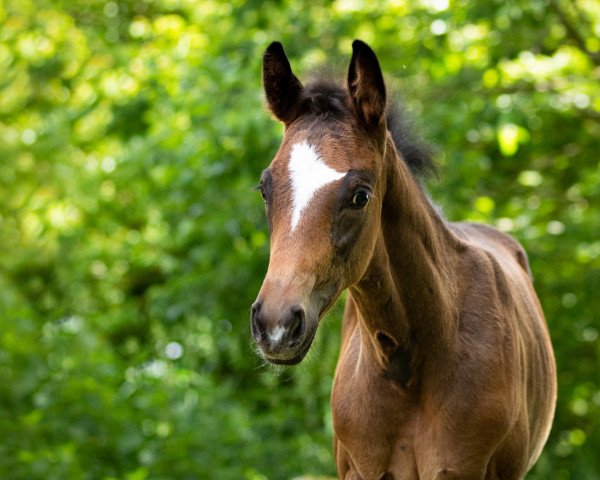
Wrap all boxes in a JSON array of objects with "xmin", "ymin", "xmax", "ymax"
[{"xmin": 250, "ymin": 40, "xmax": 556, "ymax": 480}]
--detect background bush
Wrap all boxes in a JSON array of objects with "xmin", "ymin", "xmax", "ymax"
[{"xmin": 0, "ymin": 0, "xmax": 598, "ymax": 478}]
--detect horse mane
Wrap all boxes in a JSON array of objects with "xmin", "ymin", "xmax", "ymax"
[{"xmin": 298, "ymin": 73, "xmax": 437, "ymax": 181}]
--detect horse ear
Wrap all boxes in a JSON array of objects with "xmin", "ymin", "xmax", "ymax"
[
  {"xmin": 347, "ymin": 40, "xmax": 386, "ymax": 128},
  {"xmin": 263, "ymin": 42, "xmax": 304, "ymax": 124}
]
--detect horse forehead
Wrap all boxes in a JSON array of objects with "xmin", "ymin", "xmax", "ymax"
[
  {"xmin": 285, "ymin": 141, "xmax": 347, "ymax": 231},
  {"xmin": 288, "ymin": 141, "xmax": 346, "ymax": 177}
]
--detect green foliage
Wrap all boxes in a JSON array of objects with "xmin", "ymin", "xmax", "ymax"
[{"xmin": 0, "ymin": 0, "xmax": 598, "ymax": 478}]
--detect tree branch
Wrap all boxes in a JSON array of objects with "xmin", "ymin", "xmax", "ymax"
[{"xmin": 550, "ymin": 0, "xmax": 600, "ymax": 66}]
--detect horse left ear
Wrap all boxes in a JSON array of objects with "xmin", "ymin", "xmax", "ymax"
[
  {"xmin": 347, "ymin": 40, "xmax": 386, "ymax": 128},
  {"xmin": 263, "ymin": 42, "xmax": 304, "ymax": 124}
]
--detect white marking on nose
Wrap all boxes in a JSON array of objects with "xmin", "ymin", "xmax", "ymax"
[
  {"xmin": 268, "ymin": 325, "xmax": 286, "ymax": 344},
  {"xmin": 289, "ymin": 142, "xmax": 346, "ymax": 231}
]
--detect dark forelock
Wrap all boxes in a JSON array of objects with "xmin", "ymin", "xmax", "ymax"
[{"xmin": 297, "ymin": 75, "xmax": 437, "ymax": 180}]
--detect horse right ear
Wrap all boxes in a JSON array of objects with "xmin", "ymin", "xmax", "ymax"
[{"xmin": 263, "ymin": 42, "xmax": 304, "ymax": 124}]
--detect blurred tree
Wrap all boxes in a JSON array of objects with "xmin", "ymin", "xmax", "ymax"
[{"xmin": 0, "ymin": 0, "xmax": 598, "ymax": 479}]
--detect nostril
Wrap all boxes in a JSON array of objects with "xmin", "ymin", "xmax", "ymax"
[
  {"xmin": 288, "ymin": 305, "xmax": 305, "ymax": 346},
  {"xmin": 290, "ymin": 318, "xmax": 303, "ymax": 344},
  {"xmin": 251, "ymin": 301, "xmax": 264, "ymax": 341}
]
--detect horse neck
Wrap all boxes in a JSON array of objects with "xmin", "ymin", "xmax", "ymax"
[{"xmin": 349, "ymin": 137, "xmax": 464, "ymax": 371}]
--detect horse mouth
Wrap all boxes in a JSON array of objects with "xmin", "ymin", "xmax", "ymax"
[
  {"xmin": 263, "ymin": 326, "xmax": 317, "ymax": 365},
  {"xmin": 257, "ymin": 287, "xmax": 340, "ymax": 366}
]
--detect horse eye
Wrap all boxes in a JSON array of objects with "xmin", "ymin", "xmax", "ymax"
[
  {"xmin": 259, "ymin": 186, "xmax": 267, "ymax": 203},
  {"xmin": 351, "ymin": 190, "xmax": 370, "ymax": 208}
]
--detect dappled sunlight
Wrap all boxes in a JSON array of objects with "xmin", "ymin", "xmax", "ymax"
[{"xmin": 0, "ymin": 0, "xmax": 598, "ymax": 478}]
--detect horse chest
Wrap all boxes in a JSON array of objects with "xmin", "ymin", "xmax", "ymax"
[{"xmin": 332, "ymin": 337, "xmax": 419, "ymax": 479}]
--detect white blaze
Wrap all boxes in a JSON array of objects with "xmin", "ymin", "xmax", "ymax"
[{"xmin": 288, "ymin": 142, "xmax": 346, "ymax": 231}]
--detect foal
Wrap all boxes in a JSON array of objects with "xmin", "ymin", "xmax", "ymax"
[{"xmin": 251, "ymin": 40, "xmax": 556, "ymax": 480}]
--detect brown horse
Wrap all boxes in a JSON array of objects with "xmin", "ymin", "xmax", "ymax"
[{"xmin": 251, "ymin": 40, "xmax": 556, "ymax": 479}]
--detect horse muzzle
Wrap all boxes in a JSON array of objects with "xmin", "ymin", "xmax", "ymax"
[{"xmin": 251, "ymin": 299, "xmax": 317, "ymax": 364}]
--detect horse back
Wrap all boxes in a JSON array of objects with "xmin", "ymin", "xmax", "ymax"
[{"xmin": 450, "ymin": 222, "xmax": 532, "ymax": 278}]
